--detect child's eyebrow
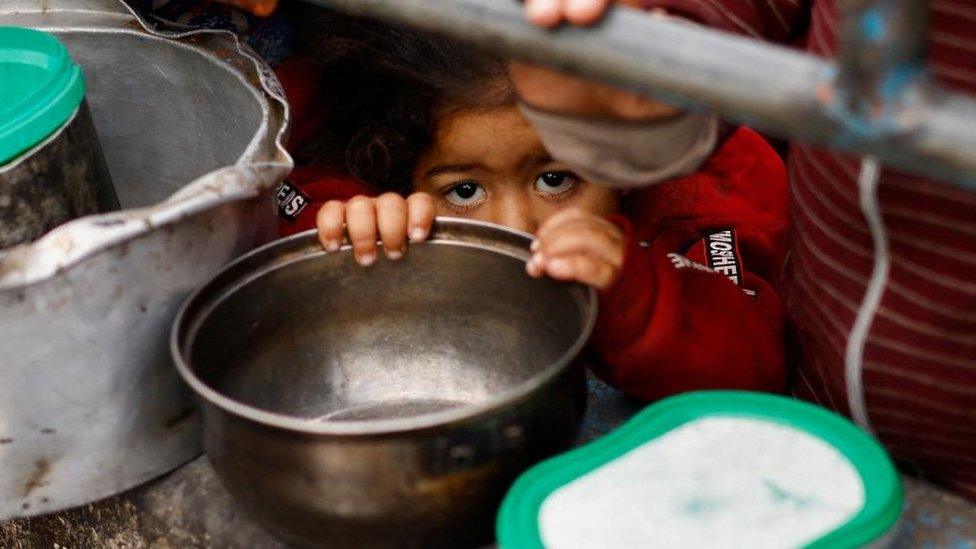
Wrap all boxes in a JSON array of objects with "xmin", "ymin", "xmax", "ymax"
[
  {"xmin": 516, "ymin": 153, "xmax": 555, "ymax": 172},
  {"xmin": 423, "ymin": 163, "xmax": 485, "ymax": 179},
  {"xmin": 423, "ymin": 154, "xmax": 556, "ymax": 179}
]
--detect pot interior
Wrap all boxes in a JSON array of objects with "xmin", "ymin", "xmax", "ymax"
[
  {"xmin": 187, "ymin": 239, "xmax": 591, "ymax": 423},
  {"xmin": 55, "ymin": 31, "xmax": 264, "ymax": 208}
]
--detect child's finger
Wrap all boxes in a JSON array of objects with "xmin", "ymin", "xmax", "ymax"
[
  {"xmin": 345, "ymin": 196, "xmax": 379, "ymax": 266},
  {"xmin": 545, "ymin": 255, "xmax": 617, "ymax": 290},
  {"xmin": 536, "ymin": 207, "xmax": 617, "ymax": 242},
  {"xmin": 525, "ymin": 0, "xmax": 564, "ymax": 27},
  {"xmin": 535, "ymin": 222, "xmax": 624, "ymax": 268},
  {"xmin": 406, "ymin": 193, "xmax": 436, "ymax": 243},
  {"xmin": 526, "ymin": 253, "xmax": 546, "ymax": 278},
  {"xmin": 565, "ymin": 0, "xmax": 611, "ymax": 25},
  {"xmin": 375, "ymin": 193, "xmax": 408, "ymax": 260},
  {"xmin": 535, "ymin": 207, "xmax": 591, "ymax": 239},
  {"xmin": 316, "ymin": 200, "xmax": 346, "ymax": 253}
]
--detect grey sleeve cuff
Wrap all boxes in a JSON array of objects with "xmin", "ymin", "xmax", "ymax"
[{"xmin": 518, "ymin": 103, "xmax": 719, "ymax": 189}]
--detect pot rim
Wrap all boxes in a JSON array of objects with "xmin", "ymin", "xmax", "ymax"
[{"xmin": 171, "ymin": 217, "xmax": 598, "ymax": 436}]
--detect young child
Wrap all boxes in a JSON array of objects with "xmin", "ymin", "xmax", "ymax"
[{"xmin": 275, "ymin": 11, "xmax": 789, "ymax": 401}]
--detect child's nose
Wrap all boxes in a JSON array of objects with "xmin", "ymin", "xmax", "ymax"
[{"xmin": 491, "ymin": 197, "xmax": 537, "ymax": 234}]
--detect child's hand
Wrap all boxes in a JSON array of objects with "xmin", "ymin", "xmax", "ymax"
[
  {"xmin": 316, "ymin": 192, "xmax": 435, "ymax": 266},
  {"xmin": 515, "ymin": 0, "xmax": 680, "ymax": 121},
  {"xmin": 213, "ymin": 0, "xmax": 278, "ymax": 17},
  {"xmin": 524, "ymin": 0, "xmax": 612, "ymax": 27},
  {"xmin": 526, "ymin": 209, "xmax": 625, "ymax": 291}
]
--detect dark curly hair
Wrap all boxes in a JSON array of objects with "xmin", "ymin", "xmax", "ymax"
[{"xmin": 293, "ymin": 9, "xmax": 514, "ymax": 194}]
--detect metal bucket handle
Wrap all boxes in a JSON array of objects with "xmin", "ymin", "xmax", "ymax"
[{"xmin": 0, "ymin": 0, "xmax": 293, "ymax": 289}]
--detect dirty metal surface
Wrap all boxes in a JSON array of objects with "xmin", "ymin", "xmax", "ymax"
[
  {"xmin": 0, "ymin": 102, "xmax": 118, "ymax": 248},
  {"xmin": 0, "ymin": 0, "xmax": 291, "ymax": 520},
  {"xmin": 2, "ymin": 376, "xmax": 975, "ymax": 547}
]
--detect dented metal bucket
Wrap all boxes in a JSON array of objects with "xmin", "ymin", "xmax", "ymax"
[{"xmin": 0, "ymin": 0, "xmax": 292, "ymax": 519}]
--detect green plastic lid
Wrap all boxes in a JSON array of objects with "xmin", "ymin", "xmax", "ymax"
[
  {"xmin": 0, "ymin": 26, "xmax": 85, "ymax": 165},
  {"xmin": 498, "ymin": 391, "xmax": 903, "ymax": 548}
]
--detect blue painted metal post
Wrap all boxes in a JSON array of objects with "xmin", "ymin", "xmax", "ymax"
[
  {"xmin": 836, "ymin": 0, "xmax": 928, "ymax": 115},
  {"xmin": 828, "ymin": 0, "xmax": 930, "ymax": 147}
]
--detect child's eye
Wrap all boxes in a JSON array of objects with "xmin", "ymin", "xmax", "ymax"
[
  {"xmin": 444, "ymin": 181, "xmax": 486, "ymax": 207},
  {"xmin": 534, "ymin": 171, "xmax": 580, "ymax": 197}
]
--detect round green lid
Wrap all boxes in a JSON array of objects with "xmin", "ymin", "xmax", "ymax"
[
  {"xmin": 498, "ymin": 391, "xmax": 904, "ymax": 549},
  {"xmin": 0, "ymin": 26, "xmax": 85, "ymax": 166}
]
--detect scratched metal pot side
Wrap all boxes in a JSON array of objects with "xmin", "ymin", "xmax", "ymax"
[{"xmin": 0, "ymin": 0, "xmax": 292, "ymax": 519}]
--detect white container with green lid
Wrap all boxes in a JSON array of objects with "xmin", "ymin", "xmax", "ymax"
[{"xmin": 497, "ymin": 391, "xmax": 903, "ymax": 548}]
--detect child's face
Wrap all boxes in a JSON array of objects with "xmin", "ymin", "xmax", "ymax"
[{"xmin": 412, "ymin": 106, "xmax": 618, "ymax": 234}]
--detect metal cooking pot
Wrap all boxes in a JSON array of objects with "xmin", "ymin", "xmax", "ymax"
[
  {"xmin": 0, "ymin": 0, "xmax": 290, "ymax": 519},
  {"xmin": 171, "ymin": 219, "xmax": 596, "ymax": 548}
]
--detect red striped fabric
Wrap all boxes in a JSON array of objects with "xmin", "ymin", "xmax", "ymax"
[
  {"xmin": 787, "ymin": 0, "xmax": 976, "ymax": 501},
  {"xmin": 639, "ymin": 0, "xmax": 976, "ymax": 500}
]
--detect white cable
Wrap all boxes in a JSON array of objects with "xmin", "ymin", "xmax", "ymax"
[{"xmin": 845, "ymin": 155, "xmax": 886, "ymax": 434}]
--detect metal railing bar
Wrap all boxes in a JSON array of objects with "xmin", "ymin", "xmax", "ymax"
[{"xmin": 301, "ymin": 0, "xmax": 976, "ymax": 189}]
